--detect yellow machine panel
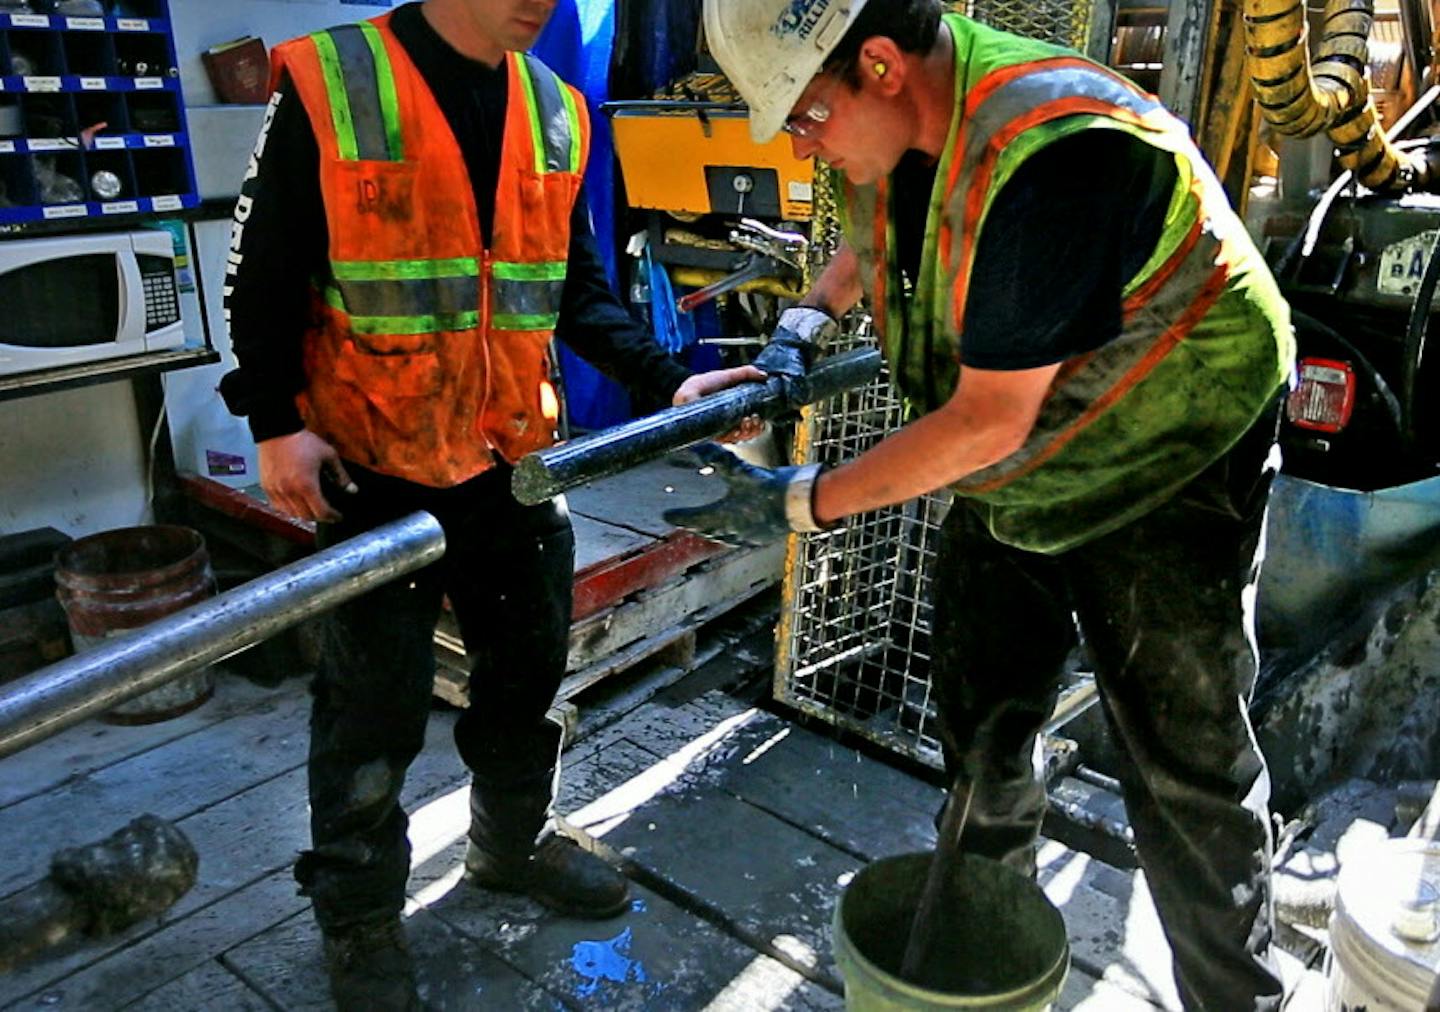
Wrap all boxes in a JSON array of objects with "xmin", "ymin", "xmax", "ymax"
[{"xmin": 610, "ymin": 107, "xmax": 815, "ymax": 221}]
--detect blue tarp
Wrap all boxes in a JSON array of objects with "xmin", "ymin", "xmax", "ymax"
[
  {"xmin": 535, "ymin": 0, "xmax": 719, "ymax": 430},
  {"xmin": 611, "ymin": 0, "xmax": 702, "ymax": 100},
  {"xmin": 534, "ymin": 0, "xmax": 634, "ymax": 431}
]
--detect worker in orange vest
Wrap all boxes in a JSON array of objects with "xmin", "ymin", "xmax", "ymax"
[{"xmin": 219, "ymin": 1, "xmax": 758, "ymax": 1007}]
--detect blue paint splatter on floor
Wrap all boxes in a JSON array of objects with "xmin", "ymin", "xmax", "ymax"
[
  {"xmin": 631, "ymin": 898, "xmax": 648, "ymax": 913},
  {"xmin": 570, "ymin": 927, "xmax": 649, "ymax": 998}
]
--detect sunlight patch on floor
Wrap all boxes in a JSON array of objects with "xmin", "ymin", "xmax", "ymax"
[
  {"xmin": 568, "ymin": 708, "xmax": 763, "ymax": 838},
  {"xmin": 407, "ymin": 862, "xmax": 466, "ymax": 913},
  {"xmin": 698, "ymin": 952, "xmax": 806, "ymax": 1010},
  {"xmin": 1041, "ymin": 841, "xmax": 1091, "ymax": 907},
  {"xmin": 405, "ymin": 781, "xmax": 471, "ymax": 869}
]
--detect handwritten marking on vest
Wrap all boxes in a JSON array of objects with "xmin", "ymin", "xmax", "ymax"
[
  {"xmin": 352, "ymin": 170, "xmax": 412, "ymax": 222},
  {"xmin": 357, "ymin": 178, "xmax": 382, "ymax": 213}
]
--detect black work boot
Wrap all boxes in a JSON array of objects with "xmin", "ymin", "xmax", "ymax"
[
  {"xmin": 467, "ymin": 830, "xmax": 631, "ymax": 918},
  {"xmin": 465, "ymin": 771, "xmax": 630, "ymax": 918},
  {"xmin": 322, "ymin": 917, "xmax": 421, "ymax": 1011}
]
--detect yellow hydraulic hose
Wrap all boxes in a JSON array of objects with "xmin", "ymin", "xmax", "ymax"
[{"xmin": 1244, "ymin": 0, "xmax": 1419, "ymax": 189}]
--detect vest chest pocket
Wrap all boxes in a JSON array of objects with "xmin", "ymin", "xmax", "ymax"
[{"xmin": 518, "ymin": 171, "xmax": 582, "ymax": 254}]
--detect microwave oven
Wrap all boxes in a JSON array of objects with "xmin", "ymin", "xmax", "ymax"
[{"xmin": 0, "ymin": 229, "xmax": 185, "ymax": 377}]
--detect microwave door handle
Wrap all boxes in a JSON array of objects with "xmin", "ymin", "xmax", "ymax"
[{"xmin": 115, "ymin": 248, "xmax": 143, "ymax": 342}]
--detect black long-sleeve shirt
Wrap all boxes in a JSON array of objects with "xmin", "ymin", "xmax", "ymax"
[{"xmin": 219, "ymin": 1, "xmax": 691, "ymax": 443}]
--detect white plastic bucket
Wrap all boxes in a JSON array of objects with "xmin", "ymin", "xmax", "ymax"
[{"xmin": 1326, "ymin": 839, "xmax": 1440, "ymax": 1011}]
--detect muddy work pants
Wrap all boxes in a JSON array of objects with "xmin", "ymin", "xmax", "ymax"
[
  {"xmin": 931, "ymin": 412, "xmax": 1284, "ymax": 1012},
  {"xmin": 294, "ymin": 463, "xmax": 573, "ymax": 932}
]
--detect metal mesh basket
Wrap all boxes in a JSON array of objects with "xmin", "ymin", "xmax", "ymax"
[
  {"xmin": 775, "ymin": 321, "xmax": 954, "ymax": 767},
  {"xmin": 963, "ymin": 0, "xmax": 1095, "ymax": 48},
  {"xmin": 773, "ymin": 2, "xmax": 1096, "ymax": 770}
]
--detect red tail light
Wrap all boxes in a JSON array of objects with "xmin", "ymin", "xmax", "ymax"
[{"xmin": 1287, "ymin": 358, "xmax": 1356, "ymax": 433}]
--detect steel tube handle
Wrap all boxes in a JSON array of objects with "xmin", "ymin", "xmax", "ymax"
[{"xmin": 0, "ymin": 511, "xmax": 446, "ymax": 759}]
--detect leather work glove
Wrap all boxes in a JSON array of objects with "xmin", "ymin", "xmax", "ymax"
[
  {"xmin": 751, "ymin": 307, "xmax": 838, "ymax": 382},
  {"xmin": 662, "ymin": 442, "xmax": 829, "ymax": 548}
]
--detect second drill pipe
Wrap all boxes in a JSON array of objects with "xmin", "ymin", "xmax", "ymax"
[
  {"xmin": 511, "ymin": 346, "xmax": 882, "ymax": 505},
  {"xmin": 0, "ymin": 512, "xmax": 446, "ymax": 760}
]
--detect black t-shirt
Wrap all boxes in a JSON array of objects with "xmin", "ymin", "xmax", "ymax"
[
  {"xmin": 392, "ymin": 2, "xmax": 507, "ymax": 243},
  {"xmin": 888, "ymin": 129, "xmax": 1178, "ymax": 370},
  {"xmin": 220, "ymin": 1, "xmax": 690, "ymax": 443}
]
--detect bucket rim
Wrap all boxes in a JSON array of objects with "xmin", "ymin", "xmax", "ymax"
[
  {"xmin": 1331, "ymin": 839, "xmax": 1440, "ymax": 1000},
  {"xmin": 1329, "ymin": 908, "xmax": 1436, "ymax": 1003},
  {"xmin": 54, "ymin": 525, "xmax": 209, "ymax": 590},
  {"xmin": 833, "ymin": 852, "xmax": 1071, "ymax": 1008}
]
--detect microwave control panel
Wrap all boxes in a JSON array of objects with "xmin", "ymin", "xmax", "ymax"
[{"xmin": 139, "ymin": 252, "xmax": 178, "ymax": 330}]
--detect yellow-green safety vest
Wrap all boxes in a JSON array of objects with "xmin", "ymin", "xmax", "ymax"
[{"xmin": 839, "ymin": 13, "xmax": 1294, "ymax": 552}]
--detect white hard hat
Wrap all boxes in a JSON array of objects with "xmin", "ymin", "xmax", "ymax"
[{"xmin": 704, "ymin": 0, "xmax": 869, "ymax": 143}]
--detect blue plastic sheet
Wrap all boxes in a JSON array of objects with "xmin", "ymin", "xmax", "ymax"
[
  {"xmin": 645, "ymin": 248, "xmax": 693, "ymax": 355},
  {"xmin": 1258, "ymin": 473, "xmax": 1440, "ymax": 687},
  {"xmin": 535, "ymin": 0, "xmax": 635, "ymax": 431},
  {"xmin": 612, "ymin": 0, "xmax": 702, "ymax": 99}
]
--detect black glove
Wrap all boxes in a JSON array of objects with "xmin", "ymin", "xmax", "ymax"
[
  {"xmin": 662, "ymin": 442, "xmax": 827, "ymax": 548},
  {"xmin": 751, "ymin": 307, "xmax": 838, "ymax": 381}
]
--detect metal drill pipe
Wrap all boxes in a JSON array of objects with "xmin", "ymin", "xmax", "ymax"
[
  {"xmin": 0, "ymin": 512, "xmax": 446, "ymax": 759},
  {"xmin": 512, "ymin": 346, "xmax": 883, "ymax": 505}
]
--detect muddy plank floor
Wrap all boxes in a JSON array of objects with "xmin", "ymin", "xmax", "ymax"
[
  {"xmin": 0, "ymin": 651, "xmax": 1241, "ymax": 1012},
  {"xmin": 0, "ymin": 444, "xmax": 1325, "ymax": 1012}
]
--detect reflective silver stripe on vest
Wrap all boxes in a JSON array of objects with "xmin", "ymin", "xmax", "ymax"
[
  {"xmin": 522, "ymin": 54, "xmax": 576, "ymax": 174},
  {"xmin": 325, "ymin": 25, "xmax": 393, "ymax": 162},
  {"xmin": 953, "ymin": 222, "xmax": 1226, "ymax": 492},
  {"xmin": 330, "ymin": 274, "xmax": 479, "ymax": 321},
  {"xmin": 962, "ymin": 65, "xmax": 1164, "ymax": 170},
  {"xmin": 493, "ymin": 277, "xmax": 566, "ymax": 321},
  {"xmin": 949, "ymin": 64, "xmax": 1166, "ymax": 273},
  {"xmin": 940, "ymin": 62, "xmax": 1217, "ymax": 491}
]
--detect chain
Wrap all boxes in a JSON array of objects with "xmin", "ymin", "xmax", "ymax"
[{"xmin": 806, "ymin": 161, "xmax": 843, "ymax": 290}]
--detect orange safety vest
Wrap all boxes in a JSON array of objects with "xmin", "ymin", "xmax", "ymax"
[{"xmin": 270, "ymin": 14, "xmax": 590, "ymax": 487}]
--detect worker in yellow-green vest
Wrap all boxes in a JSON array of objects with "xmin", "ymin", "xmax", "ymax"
[
  {"xmin": 668, "ymin": 1, "xmax": 1295, "ymax": 1008},
  {"xmin": 220, "ymin": 1, "xmax": 758, "ymax": 1008}
]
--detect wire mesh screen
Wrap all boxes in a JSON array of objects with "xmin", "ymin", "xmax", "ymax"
[
  {"xmin": 965, "ymin": 0, "xmax": 1095, "ymax": 48},
  {"xmin": 775, "ymin": 326, "xmax": 954, "ymax": 766},
  {"xmin": 772, "ymin": 2, "xmax": 1095, "ymax": 769}
]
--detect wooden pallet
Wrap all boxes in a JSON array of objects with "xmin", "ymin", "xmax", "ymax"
[
  {"xmin": 175, "ymin": 462, "xmax": 784, "ymax": 717},
  {"xmin": 433, "ymin": 539, "xmax": 786, "ymax": 712}
]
